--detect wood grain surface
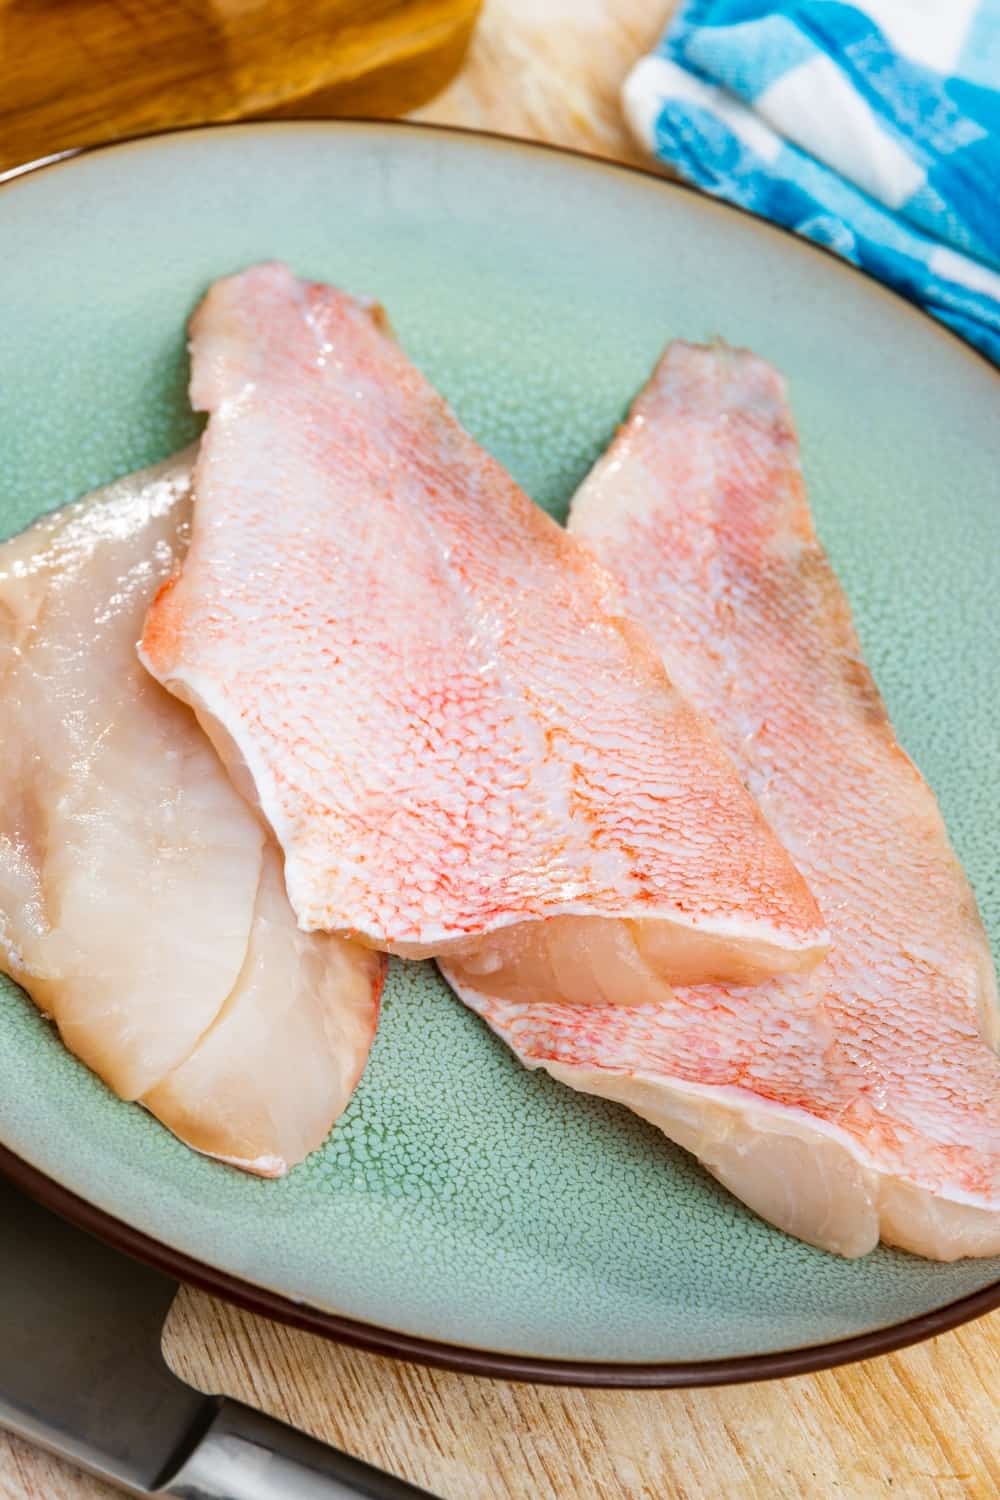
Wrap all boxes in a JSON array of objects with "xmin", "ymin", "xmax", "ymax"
[
  {"xmin": 1, "ymin": 1, "xmax": 998, "ymax": 1496},
  {"xmin": 0, "ymin": 0, "xmax": 481, "ymax": 174}
]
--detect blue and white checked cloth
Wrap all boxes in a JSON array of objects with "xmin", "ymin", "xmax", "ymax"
[{"xmin": 624, "ymin": 1, "xmax": 1000, "ymax": 361}]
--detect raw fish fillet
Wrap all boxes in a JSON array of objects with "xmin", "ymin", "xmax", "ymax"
[
  {"xmin": 449, "ymin": 344, "xmax": 1000, "ymax": 1260},
  {"xmin": 140, "ymin": 263, "xmax": 825, "ymax": 1004},
  {"xmin": 0, "ymin": 454, "xmax": 383, "ymax": 1175}
]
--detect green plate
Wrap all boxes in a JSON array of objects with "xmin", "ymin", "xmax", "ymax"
[{"xmin": 1, "ymin": 122, "xmax": 998, "ymax": 1386}]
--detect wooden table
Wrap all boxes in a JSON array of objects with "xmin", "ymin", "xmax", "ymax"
[{"xmin": 2, "ymin": 2, "xmax": 998, "ymax": 1496}]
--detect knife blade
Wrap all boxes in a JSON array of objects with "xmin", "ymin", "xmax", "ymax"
[{"xmin": 0, "ymin": 1173, "xmax": 439, "ymax": 1498}]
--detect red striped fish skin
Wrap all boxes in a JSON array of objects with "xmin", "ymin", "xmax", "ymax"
[
  {"xmin": 139, "ymin": 264, "xmax": 826, "ymax": 1000},
  {"xmin": 0, "ymin": 453, "xmax": 384, "ymax": 1176},
  {"xmin": 448, "ymin": 343, "xmax": 1000, "ymax": 1260}
]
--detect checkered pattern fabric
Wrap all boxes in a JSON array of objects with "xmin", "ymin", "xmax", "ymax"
[{"xmin": 625, "ymin": 1, "xmax": 1000, "ymax": 361}]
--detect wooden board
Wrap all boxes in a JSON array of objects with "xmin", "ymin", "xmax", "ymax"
[
  {"xmin": 0, "ymin": 0, "xmax": 481, "ymax": 174},
  {"xmin": 1, "ymin": 1289, "xmax": 998, "ymax": 1499},
  {"xmin": 1, "ymin": 1, "xmax": 998, "ymax": 1495}
]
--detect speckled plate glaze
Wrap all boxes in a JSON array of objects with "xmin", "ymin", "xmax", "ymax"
[{"xmin": 1, "ymin": 123, "xmax": 998, "ymax": 1387}]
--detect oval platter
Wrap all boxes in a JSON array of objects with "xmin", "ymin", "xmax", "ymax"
[{"xmin": 1, "ymin": 121, "xmax": 998, "ymax": 1385}]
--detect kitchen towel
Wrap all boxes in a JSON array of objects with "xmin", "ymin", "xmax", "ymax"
[{"xmin": 624, "ymin": 1, "xmax": 1000, "ymax": 361}]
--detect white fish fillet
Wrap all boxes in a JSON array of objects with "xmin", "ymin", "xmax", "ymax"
[
  {"xmin": 447, "ymin": 343, "xmax": 1000, "ymax": 1260},
  {"xmin": 139, "ymin": 263, "xmax": 827, "ymax": 1007},
  {"xmin": 0, "ymin": 453, "xmax": 384, "ymax": 1175}
]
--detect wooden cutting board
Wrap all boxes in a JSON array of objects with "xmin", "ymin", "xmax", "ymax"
[{"xmin": 0, "ymin": 0, "xmax": 481, "ymax": 174}]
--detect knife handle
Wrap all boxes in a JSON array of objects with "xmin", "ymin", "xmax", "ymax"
[{"xmin": 158, "ymin": 1396, "xmax": 441, "ymax": 1499}]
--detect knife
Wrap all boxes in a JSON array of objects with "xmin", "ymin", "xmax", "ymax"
[{"xmin": 0, "ymin": 1175, "xmax": 440, "ymax": 1498}]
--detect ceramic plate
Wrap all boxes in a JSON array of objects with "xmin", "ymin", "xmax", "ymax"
[{"xmin": 1, "ymin": 122, "xmax": 998, "ymax": 1386}]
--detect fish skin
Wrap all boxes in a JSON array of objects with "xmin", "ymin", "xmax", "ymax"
[
  {"xmin": 448, "ymin": 343, "xmax": 1000, "ymax": 1260},
  {"xmin": 140, "ymin": 263, "xmax": 825, "ymax": 997},
  {"xmin": 0, "ymin": 453, "xmax": 384, "ymax": 1174}
]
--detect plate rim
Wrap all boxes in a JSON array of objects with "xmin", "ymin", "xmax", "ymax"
[
  {"xmin": 2, "ymin": 115, "xmax": 996, "ymax": 381},
  {"xmin": 4, "ymin": 1139, "xmax": 1000, "ymax": 1388},
  {"xmin": 1, "ymin": 117, "xmax": 997, "ymax": 1388}
]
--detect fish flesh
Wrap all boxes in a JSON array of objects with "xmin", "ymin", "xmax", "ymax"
[
  {"xmin": 140, "ymin": 263, "xmax": 826, "ymax": 1005},
  {"xmin": 0, "ymin": 453, "xmax": 383, "ymax": 1175},
  {"xmin": 448, "ymin": 343, "xmax": 1000, "ymax": 1260}
]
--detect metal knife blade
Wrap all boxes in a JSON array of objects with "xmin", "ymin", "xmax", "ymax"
[
  {"xmin": 0, "ymin": 1173, "xmax": 438, "ymax": 1498},
  {"xmin": 0, "ymin": 1173, "xmax": 208, "ymax": 1492}
]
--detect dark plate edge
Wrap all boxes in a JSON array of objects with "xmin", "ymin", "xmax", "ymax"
[
  {"xmin": 1, "ymin": 118, "xmax": 997, "ymax": 1388},
  {"xmin": 2, "ymin": 1141, "xmax": 999, "ymax": 1388}
]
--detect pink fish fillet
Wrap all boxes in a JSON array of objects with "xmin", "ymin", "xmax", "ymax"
[
  {"xmin": 446, "ymin": 343, "xmax": 1000, "ymax": 1260},
  {"xmin": 0, "ymin": 453, "xmax": 384, "ymax": 1175},
  {"xmin": 139, "ymin": 263, "xmax": 827, "ymax": 1006}
]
